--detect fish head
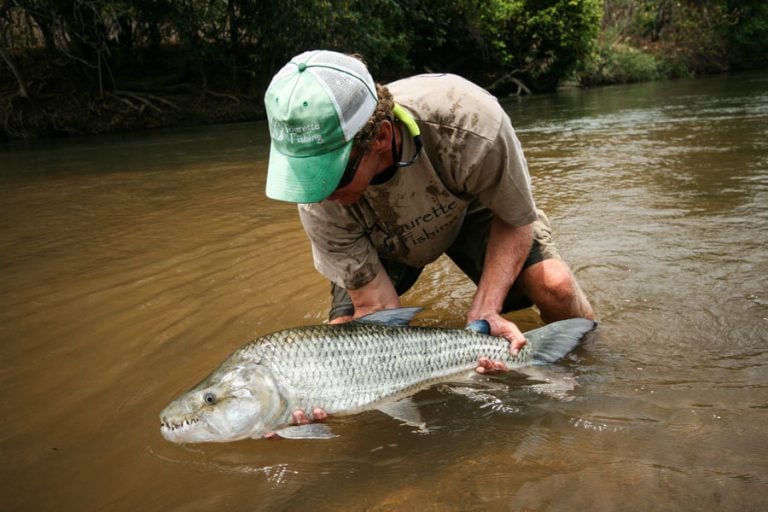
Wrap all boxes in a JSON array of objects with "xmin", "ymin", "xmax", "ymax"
[{"xmin": 160, "ymin": 357, "xmax": 285, "ymax": 443}]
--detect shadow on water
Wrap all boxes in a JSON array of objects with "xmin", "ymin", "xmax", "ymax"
[{"xmin": 1, "ymin": 71, "xmax": 767, "ymax": 511}]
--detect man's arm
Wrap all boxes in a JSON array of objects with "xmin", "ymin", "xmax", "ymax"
[
  {"xmin": 467, "ymin": 216, "xmax": 533, "ymax": 356},
  {"xmin": 329, "ymin": 267, "xmax": 400, "ymax": 324}
]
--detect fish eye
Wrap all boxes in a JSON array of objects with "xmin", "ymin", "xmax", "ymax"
[{"xmin": 203, "ymin": 392, "xmax": 216, "ymax": 405}]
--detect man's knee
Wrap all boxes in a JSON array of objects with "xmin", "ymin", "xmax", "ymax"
[
  {"xmin": 522, "ymin": 259, "xmax": 594, "ymax": 321},
  {"xmin": 525, "ymin": 260, "xmax": 575, "ymax": 298}
]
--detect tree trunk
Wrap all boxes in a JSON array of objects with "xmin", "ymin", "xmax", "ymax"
[
  {"xmin": 227, "ymin": 0, "xmax": 240, "ymax": 91},
  {"xmin": 0, "ymin": 45, "xmax": 29, "ymax": 98}
]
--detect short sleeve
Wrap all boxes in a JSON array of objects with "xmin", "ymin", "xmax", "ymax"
[
  {"xmin": 457, "ymin": 113, "xmax": 537, "ymax": 227},
  {"xmin": 298, "ymin": 203, "xmax": 382, "ymax": 290}
]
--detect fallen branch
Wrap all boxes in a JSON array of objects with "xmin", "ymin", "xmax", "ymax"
[
  {"xmin": 107, "ymin": 93, "xmax": 139, "ymax": 111},
  {"xmin": 131, "ymin": 91, "xmax": 180, "ymax": 111},
  {"xmin": 110, "ymin": 90, "xmax": 160, "ymax": 113},
  {"xmin": 488, "ymin": 73, "xmax": 532, "ymax": 96},
  {"xmin": 204, "ymin": 89, "xmax": 241, "ymax": 103},
  {"xmin": 111, "ymin": 90, "xmax": 181, "ymax": 113}
]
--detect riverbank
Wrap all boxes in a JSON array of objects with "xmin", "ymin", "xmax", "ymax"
[
  {"xmin": 2, "ymin": 86, "xmax": 263, "ymax": 141},
  {"xmin": 3, "ymin": 0, "xmax": 765, "ymax": 142},
  {"xmin": 0, "ymin": 48, "xmax": 762, "ymax": 142},
  {"xmin": 1, "ymin": 47, "xmax": 266, "ymax": 141}
]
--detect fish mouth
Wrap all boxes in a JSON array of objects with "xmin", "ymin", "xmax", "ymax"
[{"xmin": 160, "ymin": 416, "xmax": 201, "ymax": 441}]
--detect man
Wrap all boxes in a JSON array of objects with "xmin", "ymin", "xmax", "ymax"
[{"xmin": 264, "ymin": 50, "xmax": 594, "ymax": 377}]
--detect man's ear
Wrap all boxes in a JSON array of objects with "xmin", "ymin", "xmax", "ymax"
[{"xmin": 370, "ymin": 120, "xmax": 393, "ymax": 154}]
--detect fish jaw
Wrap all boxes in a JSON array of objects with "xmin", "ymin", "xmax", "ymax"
[
  {"xmin": 160, "ymin": 358, "xmax": 286, "ymax": 443},
  {"xmin": 159, "ymin": 402, "xmax": 226, "ymax": 443}
]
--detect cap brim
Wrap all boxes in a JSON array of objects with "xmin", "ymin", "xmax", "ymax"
[{"xmin": 266, "ymin": 140, "xmax": 353, "ymax": 203}]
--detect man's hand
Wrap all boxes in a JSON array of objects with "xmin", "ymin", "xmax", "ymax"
[
  {"xmin": 482, "ymin": 312, "xmax": 527, "ymax": 357},
  {"xmin": 470, "ymin": 312, "xmax": 527, "ymax": 374},
  {"xmin": 264, "ymin": 407, "xmax": 329, "ymax": 439},
  {"xmin": 291, "ymin": 407, "xmax": 328, "ymax": 424},
  {"xmin": 475, "ymin": 356, "xmax": 508, "ymax": 374}
]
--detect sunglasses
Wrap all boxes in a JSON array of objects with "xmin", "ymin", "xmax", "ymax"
[{"xmin": 335, "ymin": 147, "xmax": 364, "ymax": 191}]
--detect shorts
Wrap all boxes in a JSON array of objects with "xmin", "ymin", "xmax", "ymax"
[{"xmin": 329, "ymin": 208, "xmax": 560, "ymax": 320}]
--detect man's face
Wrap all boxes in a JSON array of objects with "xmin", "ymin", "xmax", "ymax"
[
  {"xmin": 326, "ymin": 147, "xmax": 373, "ymax": 205},
  {"xmin": 326, "ymin": 121, "xmax": 394, "ymax": 205}
]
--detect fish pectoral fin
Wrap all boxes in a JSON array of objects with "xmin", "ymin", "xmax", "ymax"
[
  {"xmin": 376, "ymin": 398, "xmax": 428, "ymax": 433},
  {"xmin": 272, "ymin": 424, "xmax": 337, "ymax": 440}
]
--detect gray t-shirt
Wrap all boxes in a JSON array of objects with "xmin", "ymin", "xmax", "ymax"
[{"xmin": 298, "ymin": 73, "xmax": 537, "ymax": 290}]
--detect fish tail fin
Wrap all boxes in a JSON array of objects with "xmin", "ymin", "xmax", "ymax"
[{"xmin": 525, "ymin": 318, "xmax": 597, "ymax": 364}]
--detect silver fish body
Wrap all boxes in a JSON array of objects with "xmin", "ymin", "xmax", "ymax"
[{"xmin": 160, "ymin": 309, "xmax": 595, "ymax": 443}]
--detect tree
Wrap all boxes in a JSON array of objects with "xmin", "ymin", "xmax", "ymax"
[
  {"xmin": 724, "ymin": 0, "xmax": 768, "ymax": 69},
  {"xmin": 494, "ymin": 0, "xmax": 603, "ymax": 91}
]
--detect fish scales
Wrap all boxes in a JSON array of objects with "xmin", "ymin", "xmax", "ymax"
[{"xmin": 245, "ymin": 322, "xmax": 525, "ymax": 414}]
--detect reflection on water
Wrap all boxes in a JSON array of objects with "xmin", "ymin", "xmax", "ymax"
[{"xmin": 1, "ymin": 72, "xmax": 767, "ymax": 511}]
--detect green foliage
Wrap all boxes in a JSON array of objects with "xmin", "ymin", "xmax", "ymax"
[
  {"xmin": 396, "ymin": 0, "xmax": 603, "ymax": 91},
  {"xmin": 579, "ymin": 32, "xmax": 661, "ymax": 85},
  {"xmin": 2, "ymin": 0, "xmax": 766, "ymax": 107},
  {"xmin": 589, "ymin": 0, "xmax": 768, "ymax": 83},
  {"xmin": 1, "ymin": 0, "xmax": 603, "ymax": 94},
  {"xmin": 505, "ymin": 0, "xmax": 603, "ymax": 90},
  {"xmin": 724, "ymin": 0, "xmax": 768, "ymax": 70}
]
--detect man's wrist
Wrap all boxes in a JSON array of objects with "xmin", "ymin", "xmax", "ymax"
[{"xmin": 468, "ymin": 292, "xmax": 504, "ymax": 321}]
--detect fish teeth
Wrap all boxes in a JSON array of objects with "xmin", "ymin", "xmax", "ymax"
[{"xmin": 161, "ymin": 417, "xmax": 199, "ymax": 431}]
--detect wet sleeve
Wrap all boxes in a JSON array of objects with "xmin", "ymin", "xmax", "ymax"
[
  {"xmin": 297, "ymin": 203, "xmax": 382, "ymax": 290},
  {"xmin": 457, "ymin": 114, "xmax": 538, "ymax": 227}
]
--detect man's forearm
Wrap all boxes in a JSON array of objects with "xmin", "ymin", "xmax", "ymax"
[
  {"xmin": 468, "ymin": 217, "xmax": 533, "ymax": 320},
  {"xmin": 345, "ymin": 267, "xmax": 401, "ymax": 320}
]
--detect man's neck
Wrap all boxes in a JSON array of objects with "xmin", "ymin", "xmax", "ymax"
[{"xmin": 370, "ymin": 121, "xmax": 403, "ymax": 185}]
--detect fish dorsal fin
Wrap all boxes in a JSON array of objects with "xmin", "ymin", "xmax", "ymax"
[{"xmin": 355, "ymin": 307, "xmax": 423, "ymax": 326}]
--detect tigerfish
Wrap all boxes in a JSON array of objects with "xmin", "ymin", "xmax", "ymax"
[{"xmin": 160, "ymin": 308, "xmax": 596, "ymax": 443}]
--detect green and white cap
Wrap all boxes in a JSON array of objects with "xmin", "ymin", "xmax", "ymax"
[{"xmin": 264, "ymin": 50, "xmax": 378, "ymax": 203}]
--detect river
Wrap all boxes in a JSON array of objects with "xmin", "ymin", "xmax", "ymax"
[{"xmin": 1, "ymin": 71, "xmax": 767, "ymax": 511}]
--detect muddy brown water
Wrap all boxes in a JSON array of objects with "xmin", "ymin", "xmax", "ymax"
[{"xmin": 1, "ymin": 71, "xmax": 767, "ymax": 511}]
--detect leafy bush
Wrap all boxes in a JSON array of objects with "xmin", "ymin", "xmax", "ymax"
[
  {"xmin": 477, "ymin": 0, "xmax": 603, "ymax": 91},
  {"xmin": 724, "ymin": 0, "xmax": 768, "ymax": 70},
  {"xmin": 579, "ymin": 33, "xmax": 661, "ymax": 85}
]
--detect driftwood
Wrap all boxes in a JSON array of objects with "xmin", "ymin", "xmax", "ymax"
[
  {"xmin": 202, "ymin": 88, "xmax": 240, "ymax": 103},
  {"xmin": 487, "ymin": 72, "xmax": 532, "ymax": 96},
  {"xmin": 109, "ymin": 90, "xmax": 180, "ymax": 113},
  {"xmin": 115, "ymin": 80, "xmax": 241, "ymax": 104}
]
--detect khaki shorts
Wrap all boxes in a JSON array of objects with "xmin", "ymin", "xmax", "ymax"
[{"xmin": 329, "ymin": 208, "xmax": 560, "ymax": 320}]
